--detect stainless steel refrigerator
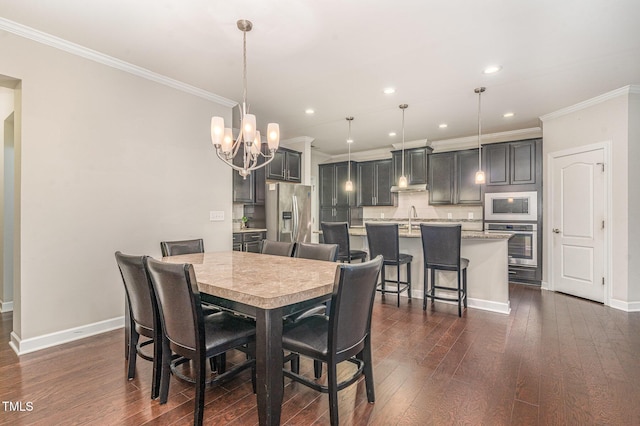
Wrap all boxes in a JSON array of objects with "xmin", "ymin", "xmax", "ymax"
[{"xmin": 265, "ymin": 182, "xmax": 312, "ymax": 243}]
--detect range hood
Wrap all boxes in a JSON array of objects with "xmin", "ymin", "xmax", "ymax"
[{"xmin": 390, "ymin": 183, "xmax": 428, "ymax": 193}]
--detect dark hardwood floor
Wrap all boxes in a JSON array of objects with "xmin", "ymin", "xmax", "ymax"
[{"xmin": 2, "ymin": 283, "xmax": 640, "ymax": 425}]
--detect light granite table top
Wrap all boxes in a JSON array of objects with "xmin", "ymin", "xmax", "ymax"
[{"xmin": 162, "ymin": 251, "xmax": 337, "ymax": 309}]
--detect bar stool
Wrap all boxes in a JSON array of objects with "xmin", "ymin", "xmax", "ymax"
[
  {"xmin": 365, "ymin": 223, "xmax": 412, "ymax": 307},
  {"xmin": 420, "ymin": 224, "xmax": 469, "ymax": 317}
]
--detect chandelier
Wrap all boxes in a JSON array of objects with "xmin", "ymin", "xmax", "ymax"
[
  {"xmin": 210, "ymin": 20, "xmax": 280, "ymax": 178},
  {"xmin": 398, "ymin": 104, "xmax": 409, "ymax": 189}
]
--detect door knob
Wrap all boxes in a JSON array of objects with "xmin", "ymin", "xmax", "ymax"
[{"xmin": 552, "ymin": 228, "xmax": 561, "ymax": 234}]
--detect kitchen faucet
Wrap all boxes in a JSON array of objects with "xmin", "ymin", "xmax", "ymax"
[{"xmin": 408, "ymin": 205, "xmax": 417, "ymax": 232}]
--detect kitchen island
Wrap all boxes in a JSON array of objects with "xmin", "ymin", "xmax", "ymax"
[{"xmin": 348, "ymin": 226, "xmax": 512, "ymax": 314}]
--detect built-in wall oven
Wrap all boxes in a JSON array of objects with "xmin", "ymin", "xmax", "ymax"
[
  {"xmin": 484, "ymin": 191, "xmax": 537, "ymax": 222},
  {"xmin": 485, "ymin": 223, "xmax": 537, "ymax": 267}
]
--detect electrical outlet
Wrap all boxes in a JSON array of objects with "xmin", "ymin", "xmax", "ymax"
[
  {"xmin": 380, "ymin": 213, "xmax": 385, "ymax": 219},
  {"xmin": 447, "ymin": 213, "xmax": 453, "ymax": 219},
  {"xmin": 209, "ymin": 211, "xmax": 224, "ymax": 221},
  {"xmin": 468, "ymin": 212, "xmax": 474, "ymax": 219}
]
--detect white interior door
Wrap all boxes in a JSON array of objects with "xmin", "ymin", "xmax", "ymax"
[{"xmin": 551, "ymin": 148, "xmax": 605, "ymax": 302}]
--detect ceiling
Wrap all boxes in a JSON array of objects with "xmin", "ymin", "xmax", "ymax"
[{"xmin": 1, "ymin": 0, "xmax": 639, "ymax": 155}]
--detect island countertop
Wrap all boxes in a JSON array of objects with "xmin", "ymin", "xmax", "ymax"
[{"xmin": 347, "ymin": 226, "xmax": 511, "ymax": 240}]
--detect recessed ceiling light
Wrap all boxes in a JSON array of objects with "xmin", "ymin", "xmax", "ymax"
[
  {"xmin": 439, "ymin": 123, "xmax": 448, "ymax": 129},
  {"xmin": 503, "ymin": 112, "xmax": 515, "ymax": 118},
  {"xmin": 383, "ymin": 87, "xmax": 396, "ymax": 94},
  {"xmin": 483, "ymin": 65, "xmax": 502, "ymax": 74},
  {"xmin": 388, "ymin": 132, "xmax": 396, "ymax": 137},
  {"xmin": 305, "ymin": 108, "xmax": 315, "ymax": 115}
]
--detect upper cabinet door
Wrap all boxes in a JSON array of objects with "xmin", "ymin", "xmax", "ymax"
[
  {"xmin": 334, "ymin": 162, "xmax": 354, "ymax": 206},
  {"xmin": 266, "ymin": 150, "xmax": 286, "ymax": 181},
  {"xmin": 374, "ymin": 159, "xmax": 395, "ymax": 206},
  {"xmin": 428, "ymin": 152, "xmax": 455, "ymax": 204},
  {"xmin": 266, "ymin": 148, "xmax": 302, "ymax": 182},
  {"xmin": 319, "ymin": 164, "xmax": 336, "ymax": 206},
  {"xmin": 285, "ymin": 150, "xmax": 302, "ymax": 182},
  {"xmin": 510, "ymin": 141, "xmax": 536, "ymax": 185},
  {"xmin": 456, "ymin": 149, "xmax": 482, "ymax": 204},
  {"xmin": 485, "ymin": 143, "xmax": 509, "ymax": 186},
  {"xmin": 392, "ymin": 147, "xmax": 431, "ymax": 186},
  {"xmin": 357, "ymin": 161, "xmax": 375, "ymax": 206}
]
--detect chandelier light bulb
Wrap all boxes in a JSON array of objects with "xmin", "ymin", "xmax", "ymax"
[
  {"xmin": 398, "ymin": 175, "xmax": 408, "ymax": 188},
  {"xmin": 267, "ymin": 123, "xmax": 280, "ymax": 150},
  {"xmin": 475, "ymin": 170, "xmax": 486, "ymax": 184},
  {"xmin": 250, "ymin": 131, "xmax": 262, "ymax": 155},
  {"xmin": 222, "ymin": 128, "xmax": 233, "ymax": 154},
  {"xmin": 210, "ymin": 116, "xmax": 224, "ymax": 146},
  {"xmin": 345, "ymin": 180, "xmax": 353, "ymax": 192}
]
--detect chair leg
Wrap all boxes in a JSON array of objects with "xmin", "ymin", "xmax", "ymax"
[
  {"xmin": 423, "ymin": 267, "xmax": 428, "ymax": 311},
  {"xmin": 328, "ymin": 363, "xmax": 340, "ymax": 426},
  {"xmin": 151, "ymin": 335, "xmax": 162, "ymax": 399},
  {"xmin": 396, "ymin": 265, "xmax": 401, "ymax": 307},
  {"xmin": 381, "ymin": 265, "xmax": 386, "ymax": 295},
  {"xmin": 457, "ymin": 269, "xmax": 462, "ymax": 317},
  {"xmin": 313, "ymin": 360, "xmax": 323, "ymax": 379},
  {"xmin": 463, "ymin": 268, "xmax": 468, "ymax": 308},
  {"xmin": 362, "ymin": 338, "xmax": 375, "ymax": 403},
  {"xmin": 127, "ymin": 328, "xmax": 139, "ymax": 380},
  {"xmin": 194, "ymin": 357, "xmax": 206, "ymax": 426},
  {"xmin": 430, "ymin": 269, "xmax": 436, "ymax": 303},
  {"xmin": 407, "ymin": 262, "xmax": 412, "ymax": 300},
  {"xmin": 158, "ymin": 337, "xmax": 172, "ymax": 404}
]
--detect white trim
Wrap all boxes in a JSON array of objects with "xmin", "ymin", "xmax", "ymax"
[
  {"xmin": 540, "ymin": 85, "xmax": 639, "ymax": 122},
  {"xmin": 430, "ymin": 127, "xmax": 542, "ymax": 153},
  {"xmin": 8, "ymin": 316, "xmax": 125, "ymax": 356},
  {"xmin": 546, "ymin": 141, "xmax": 612, "ymax": 306},
  {"xmin": 0, "ymin": 17, "xmax": 236, "ymax": 108},
  {"xmin": 540, "ymin": 280, "xmax": 550, "ymax": 291},
  {"xmin": 0, "ymin": 299, "xmax": 13, "ymax": 312},
  {"xmin": 609, "ymin": 299, "xmax": 640, "ymax": 312},
  {"xmin": 407, "ymin": 292, "xmax": 510, "ymax": 315}
]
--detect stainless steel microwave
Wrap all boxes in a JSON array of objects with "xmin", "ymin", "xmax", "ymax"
[{"xmin": 484, "ymin": 191, "xmax": 538, "ymax": 222}]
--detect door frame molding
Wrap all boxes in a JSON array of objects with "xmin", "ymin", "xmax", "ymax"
[{"xmin": 546, "ymin": 141, "xmax": 612, "ymax": 305}]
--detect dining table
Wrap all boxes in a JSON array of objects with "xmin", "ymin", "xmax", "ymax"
[{"xmin": 162, "ymin": 250, "xmax": 338, "ymax": 426}]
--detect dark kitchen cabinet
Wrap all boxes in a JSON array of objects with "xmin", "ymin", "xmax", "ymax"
[
  {"xmin": 266, "ymin": 147, "xmax": 301, "ymax": 182},
  {"xmin": 232, "ymin": 231, "xmax": 266, "ymax": 252},
  {"xmin": 232, "ymin": 144, "xmax": 266, "ymax": 204},
  {"xmin": 319, "ymin": 161, "xmax": 356, "ymax": 208},
  {"xmin": 483, "ymin": 139, "xmax": 539, "ymax": 186},
  {"xmin": 428, "ymin": 149, "xmax": 481, "ymax": 205},
  {"xmin": 392, "ymin": 146, "xmax": 432, "ymax": 186},
  {"xmin": 357, "ymin": 159, "xmax": 396, "ymax": 207},
  {"xmin": 319, "ymin": 206, "xmax": 351, "ymax": 224}
]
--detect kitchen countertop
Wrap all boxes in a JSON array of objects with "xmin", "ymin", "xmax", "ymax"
[
  {"xmin": 347, "ymin": 227, "xmax": 511, "ymax": 240},
  {"xmin": 233, "ymin": 228, "xmax": 268, "ymax": 234}
]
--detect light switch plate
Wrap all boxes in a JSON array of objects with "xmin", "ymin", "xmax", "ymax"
[
  {"xmin": 447, "ymin": 213, "xmax": 453, "ymax": 219},
  {"xmin": 209, "ymin": 211, "xmax": 224, "ymax": 221},
  {"xmin": 468, "ymin": 212, "xmax": 474, "ymax": 219}
]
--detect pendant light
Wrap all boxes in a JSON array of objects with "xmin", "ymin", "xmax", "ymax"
[
  {"xmin": 210, "ymin": 20, "xmax": 280, "ymax": 178},
  {"xmin": 398, "ymin": 104, "xmax": 409, "ymax": 188},
  {"xmin": 345, "ymin": 117, "xmax": 354, "ymax": 192},
  {"xmin": 474, "ymin": 87, "xmax": 486, "ymax": 184}
]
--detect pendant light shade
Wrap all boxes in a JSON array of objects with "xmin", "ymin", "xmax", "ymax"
[
  {"xmin": 345, "ymin": 117, "xmax": 354, "ymax": 192},
  {"xmin": 474, "ymin": 87, "xmax": 486, "ymax": 185},
  {"xmin": 398, "ymin": 104, "xmax": 408, "ymax": 188}
]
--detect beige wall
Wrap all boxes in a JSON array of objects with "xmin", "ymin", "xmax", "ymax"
[
  {"xmin": 0, "ymin": 31, "xmax": 232, "ymax": 346},
  {"xmin": 541, "ymin": 88, "xmax": 635, "ymax": 305},
  {"xmin": 0, "ymin": 87, "xmax": 14, "ymax": 308},
  {"xmin": 628, "ymin": 92, "xmax": 640, "ymax": 301}
]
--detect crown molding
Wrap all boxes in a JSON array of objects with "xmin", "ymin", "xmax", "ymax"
[
  {"xmin": 430, "ymin": 127, "xmax": 542, "ymax": 153},
  {"xmin": 390, "ymin": 139, "xmax": 429, "ymax": 150},
  {"xmin": 540, "ymin": 85, "xmax": 640, "ymax": 122},
  {"xmin": 0, "ymin": 18, "xmax": 236, "ymax": 108}
]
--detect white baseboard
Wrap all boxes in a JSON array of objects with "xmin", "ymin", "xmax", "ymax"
[
  {"xmin": 609, "ymin": 299, "xmax": 640, "ymax": 312},
  {"xmin": 0, "ymin": 299, "xmax": 13, "ymax": 312},
  {"xmin": 9, "ymin": 316, "xmax": 125, "ymax": 356},
  {"xmin": 407, "ymin": 290, "xmax": 510, "ymax": 315}
]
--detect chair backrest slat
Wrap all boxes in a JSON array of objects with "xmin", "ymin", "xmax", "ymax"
[
  {"xmin": 365, "ymin": 223, "xmax": 399, "ymax": 262},
  {"xmin": 160, "ymin": 239, "xmax": 204, "ymax": 257},
  {"xmin": 294, "ymin": 242, "xmax": 338, "ymax": 262},
  {"xmin": 260, "ymin": 239, "xmax": 295, "ymax": 257},
  {"xmin": 329, "ymin": 256, "xmax": 383, "ymax": 357},
  {"xmin": 321, "ymin": 222, "xmax": 350, "ymax": 258},
  {"xmin": 420, "ymin": 224, "xmax": 462, "ymax": 268},
  {"xmin": 115, "ymin": 252, "xmax": 156, "ymax": 334},
  {"xmin": 146, "ymin": 258, "xmax": 201, "ymax": 353}
]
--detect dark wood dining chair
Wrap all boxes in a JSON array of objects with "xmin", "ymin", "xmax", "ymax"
[
  {"xmin": 114, "ymin": 251, "xmax": 161, "ymax": 399},
  {"xmin": 160, "ymin": 238, "xmax": 205, "ymax": 257},
  {"xmin": 293, "ymin": 242, "xmax": 338, "ymax": 262},
  {"xmin": 365, "ymin": 223, "xmax": 413, "ymax": 307},
  {"xmin": 145, "ymin": 257, "xmax": 256, "ymax": 426},
  {"xmin": 282, "ymin": 255, "xmax": 383, "ymax": 426},
  {"xmin": 321, "ymin": 222, "xmax": 367, "ymax": 263},
  {"xmin": 420, "ymin": 224, "xmax": 469, "ymax": 317},
  {"xmin": 260, "ymin": 239, "xmax": 295, "ymax": 256}
]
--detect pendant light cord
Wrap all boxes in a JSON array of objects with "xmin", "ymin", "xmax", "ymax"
[
  {"xmin": 401, "ymin": 106, "xmax": 405, "ymax": 176},
  {"xmin": 242, "ymin": 29, "xmax": 248, "ymax": 116}
]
